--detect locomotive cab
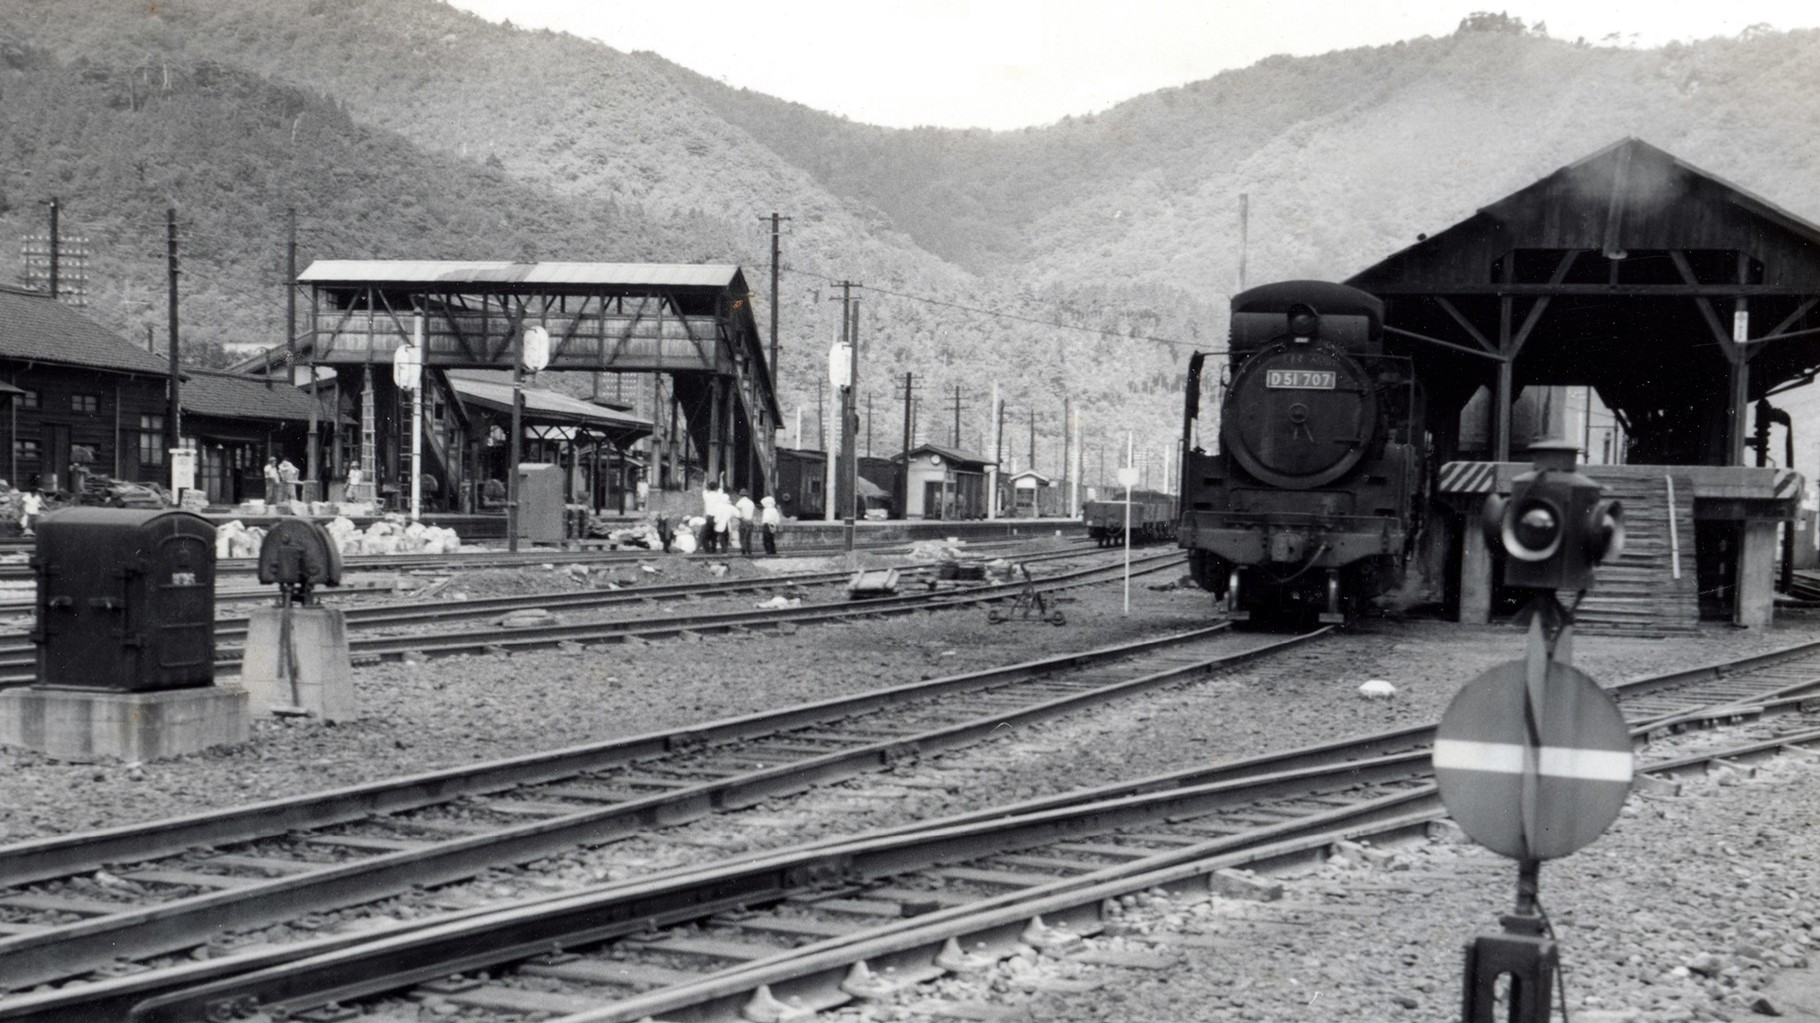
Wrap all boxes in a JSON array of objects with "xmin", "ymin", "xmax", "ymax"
[{"xmin": 1179, "ymin": 281, "xmax": 1426, "ymax": 625}]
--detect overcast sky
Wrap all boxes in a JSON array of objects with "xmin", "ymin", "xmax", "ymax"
[{"xmin": 445, "ymin": 0, "xmax": 1820, "ymax": 130}]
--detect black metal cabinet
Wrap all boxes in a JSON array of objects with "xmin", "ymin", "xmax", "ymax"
[{"xmin": 31, "ymin": 508, "xmax": 217, "ymax": 690}]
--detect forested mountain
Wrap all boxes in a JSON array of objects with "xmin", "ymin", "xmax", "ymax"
[{"xmin": 2, "ymin": 1, "xmax": 1817, "ymax": 476}]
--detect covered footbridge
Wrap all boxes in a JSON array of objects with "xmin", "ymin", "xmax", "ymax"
[{"xmin": 269, "ymin": 261, "xmax": 779, "ymax": 510}]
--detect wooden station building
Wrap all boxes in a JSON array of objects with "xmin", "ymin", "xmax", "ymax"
[
  {"xmin": 1348, "ymin": 138, "xmax": 1819, "ymax": 630},
  {"xmin": 0, "ymin": 285, "xmax": 330, "ymax": 504}
]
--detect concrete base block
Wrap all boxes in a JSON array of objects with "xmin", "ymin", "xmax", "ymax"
[
  {"xmin": 0, "ymin": 685, "xmax": 250, "ymax": 762},
  {"xmin": 241, "ymin": 606, "xmax": 355, "ymax": 721}
]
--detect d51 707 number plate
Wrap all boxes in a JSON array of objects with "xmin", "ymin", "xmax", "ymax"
[{"xmin": 1265, "ymin": 369, "xmax": 1336, "ymax": 389}]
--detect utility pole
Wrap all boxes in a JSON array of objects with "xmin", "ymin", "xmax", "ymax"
[
  {"xmin": 759, "ymin": 212, "xmax": 790, "ymax": 384},
  {"xmin": 1028, "ymin": 407, "xmax": 1037, "ymax": 475},
  {"xmin": 949, "ymin": 385, "xmax": 968, "ymax": 448},
  {"xmin": 991, "ymin": 388, "xmax": 1005, "ymax": 518},
  {"xmin": 165, "ymin": 208, "xmax": 181, "ymax": 455},
  {"xmin": 899, "ymin": 372, "xmax": 914, "ymax": 519},
  {"xmin": 47, "ymin": 197, "xmax": 59, "ymax": 299},
  {"xmin": 1070, "ymin": 403, "xmax": 1082, "ymax": 516},
  {"xmin": 865, "ymin": 390, "xmax": 873, "ymax": 458},
  {"xmin": 848, "ymin": 295, "xmax": 861, "ymax": 525},
  {"xmin": 1238, "ymin": 192, "xmax": 1250, "ymax": 293}
]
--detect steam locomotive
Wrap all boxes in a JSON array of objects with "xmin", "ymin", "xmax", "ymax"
[{"xmin": 1178, "ymin": 281, "xmax": 1427, "ymax": 624}]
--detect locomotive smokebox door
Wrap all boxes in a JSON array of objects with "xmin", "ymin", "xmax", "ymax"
[
  {"xmin": 31, "ymin": 508, "xmax": 218, "ymax": 691},
  {"xmin": 257, "ymin": 519, "xmax": 343, "ymax": 602}
]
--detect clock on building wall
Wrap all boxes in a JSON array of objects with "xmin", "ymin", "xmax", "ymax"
[{"xmin": 929, "ymin": 454, "xmax": 942, "ymax": 465}]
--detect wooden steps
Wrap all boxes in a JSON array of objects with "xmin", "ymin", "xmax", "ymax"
[{"xmin": 1573, "ymin": 472, "xmax": 1699, "ymax": 636}]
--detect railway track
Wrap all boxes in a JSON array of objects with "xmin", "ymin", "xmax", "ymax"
[
  {"xmin": 0, "ymin": 545, "xmax": 1162, "ymax": 683},
  {"xmin": 0, "ymin": 534, "xmax": 1088, "ymax": 588},
  {"xmin": 0, "ymin": 608, "xmax": 1281, "ymax": 998},
  {"xmin": 19, "ymin": 627, "xmax": 1820, "ymax": 1023}
]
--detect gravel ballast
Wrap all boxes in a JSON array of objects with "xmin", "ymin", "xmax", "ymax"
[{"xmin": 1, "ymin": 549, "xmax": 1818, "ymax": 1022}]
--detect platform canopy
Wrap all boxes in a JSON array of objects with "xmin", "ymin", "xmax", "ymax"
[
  {"xmin": 447, "ymin": 373, "xmax": 652, "ymax": 447},
  {"xmin": 1347, "ymin": 138, "xmax": 1820, "ymax": 466}
]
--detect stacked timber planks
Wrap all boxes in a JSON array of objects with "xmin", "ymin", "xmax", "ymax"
[{"xmin": 1573, "ymin": 471, "xmax": 1699, "ymax": 636}]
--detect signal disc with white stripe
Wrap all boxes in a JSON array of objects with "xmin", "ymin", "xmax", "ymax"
[{"xmin": 1433, "ymin": 658, "xmax": 1633, "ymax": 861}]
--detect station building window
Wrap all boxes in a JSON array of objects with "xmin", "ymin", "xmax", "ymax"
[
  {"xmin": 18, "ymin": 390, "xmax": 37, "ymax": 411},
  {"xmin": 71, "ymin": 394, "xmax": 98, "ymax": 415},
  {"xmin": 138, "ymin": 415, "xmax": 165, "ymax": 467},
  {"xmin": 13, "ymin": 439, "xmax": 39, "ymax": 463}
]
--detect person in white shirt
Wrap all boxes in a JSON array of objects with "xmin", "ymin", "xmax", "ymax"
[
  {"xmin": 19, "ymin": 486, "xmax": 42, "ymax": 536},
  {"xmin": 700, "ymin": 482, "xmax": 727, "ymax": 552},
  {"xmin": 760, "ymin": 495, "xmax": 782, "ymax": 555},
  {"xmin": 709, "ymin": 492, "xmax": 737, "ymax": 554},
  {"xmin": 734, "ymin": 489, "xmax": 756, "ymax": 556}
]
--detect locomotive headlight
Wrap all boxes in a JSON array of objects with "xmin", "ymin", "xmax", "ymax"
[
  {"xmin": 1287, "ymin": 304, "xmax": 1319, "ymax": 341},
  {"xmin": 1502, "ymin": 498, "xmax": 1564, "ymax": 562}
]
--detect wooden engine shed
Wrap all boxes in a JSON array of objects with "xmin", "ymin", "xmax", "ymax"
[{"xmin": 1346, "ymin": 138, "xmax": 1820, "ymax": 631}]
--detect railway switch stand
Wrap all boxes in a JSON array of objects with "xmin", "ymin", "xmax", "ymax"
[
  {"xmin": 1441, "ymin": 440, "xmax": 1633, "ymax": 1023},
  {"xmin": 245, "ymin": 520, "xmax": 353, "ymax": 719},
  {"xmin": 987, "ymin": 564, "xmax": 1066, "ymax": 625}
]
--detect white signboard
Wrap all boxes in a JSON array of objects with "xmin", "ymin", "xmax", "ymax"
[
  {"xmin": 392, "ymin": 342, "xmax": 422, "ymax": 391},
  {"xmin": 828, "ymin": 340, "xmax": 852, "ymax": 389},
  {"xmin": 523, "ymin": 325, "xmax": 551, "ymax": 372},
  {"xmin": 170, "ymin": 446, "xmax": 197, "ymax": 496}
]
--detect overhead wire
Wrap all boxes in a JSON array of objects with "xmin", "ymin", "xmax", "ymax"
[{"xmin": 774, "ymin": 262, "xmax": 1205, "ymax": 353}]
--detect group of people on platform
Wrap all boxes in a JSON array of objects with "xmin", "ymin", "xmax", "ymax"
[
  {"xmin": 696, "ymin": 481, "xmax": 782, "ymax": 556},
  {"xmin": 650, "ymin": 479, "xmax": 782, "ymax": 556},
  {"xmin": 262, "ymin": 457, "xmax": 301, "ymax": 505}
]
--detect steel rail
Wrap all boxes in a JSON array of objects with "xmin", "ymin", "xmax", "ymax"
[
  {"xmin": 251, "ymin": 716, "xmax": 1820, "ymax": 1023},
  {"xmin": 0, "ymin": 542, "xmax": 1108, "ymax": 657},
  {"xmin": 0, "ymin": 549, "xmax": 1181, "ymax": 681},
  {"xmin": 0, "ymin": 534, "xmax": 1090, "ymax": 585},
  {"xmin": 0, "ymin": 590, "xmax": 1218, "ymax": 890},
  {"xmin": 17, "ymin": 638, "xmax": 1820, "ymax": 1022},
  {"xmin": 119, "ymin": 749, "xmax": 1440, "ymax": 1023},
  {"xmin": 0, "ymin": 594, "xmax": 1265, "ymax": 992},
  {"xmin": 337, "ymin": 553, "xmax": 1183, "ymax": 659},
  {"xmin": 588, "ymin": 721, "xmax": 1820, "ymax": 1023}
]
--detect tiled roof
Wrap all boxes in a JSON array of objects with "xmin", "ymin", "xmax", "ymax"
[
  {"xmin": 179, "ymin": 370, "xmax": 330, "ymax": 423},
  {"xmin": 904, "ymin": 443, "xmax": 996, "ymax": 467},
  {"xmin": 0, "ymin": 286, "xmax": 171, "ymax": 375}
]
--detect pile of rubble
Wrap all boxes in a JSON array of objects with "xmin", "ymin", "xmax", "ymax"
[{"xmin": 214, "ymin": 516, "xmax": 469, "ymax": 559}]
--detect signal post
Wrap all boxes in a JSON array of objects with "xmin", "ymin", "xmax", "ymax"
[{"xmin": 1434, "ymin": 440, "xmax": 1629, "ymax": 1023}]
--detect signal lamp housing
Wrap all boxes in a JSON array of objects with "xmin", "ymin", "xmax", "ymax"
[{"xmin": 1485, "ymin": 464, "xmax": 1623, "ymax": 592}]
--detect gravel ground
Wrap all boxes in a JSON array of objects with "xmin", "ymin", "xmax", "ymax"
[
  {"xmin": 0, "ymin": 548, "xmax": 1207, "ymax": 839},
  {"xmin": 827, "ymin": 748, "xmax": 1820, "ymax": 1023},
  {"xmin": 4, "ymin": 546, "xmax": 1820, "ymax": 1022}
]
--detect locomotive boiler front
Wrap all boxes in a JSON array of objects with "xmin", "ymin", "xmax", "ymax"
[
  {"xmin": 1179, "ymin": 281, "xmax": 1420, "ymax": 624},
  {"xmin": 1221, "ymin": 338, "xmax": 1378, "ymax": 491}
]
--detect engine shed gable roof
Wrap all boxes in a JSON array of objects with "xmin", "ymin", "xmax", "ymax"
[{"xmin": 1349, "ymin": 137, "xmax": 1820, "ymax": 291}]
